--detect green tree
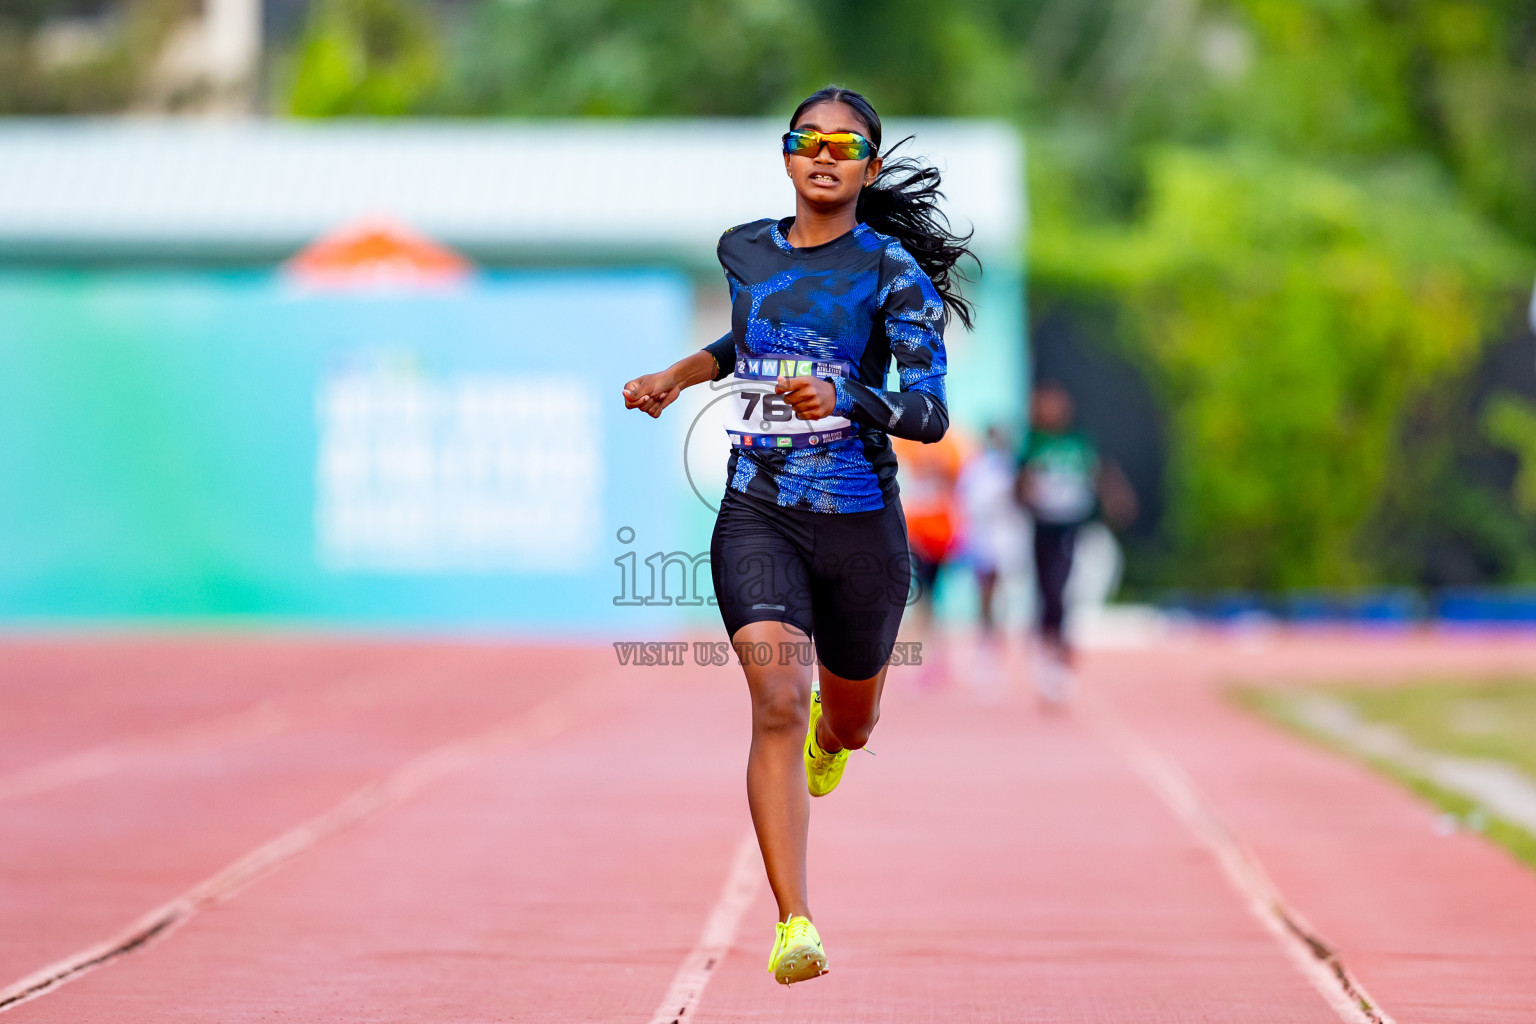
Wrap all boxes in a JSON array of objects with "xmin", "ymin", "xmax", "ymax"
[
  {"xmin": 431, "ymin": 0, "xmax": 822, "ymax": 117},
  {"xmin": 1485, "ymin": 394, "xmax": 1536, "ymax": 519},
  {"xmin": 286, "ymin": 0, "xmax": 442, "ymax": 116},
  {"xmin": 1034, "ymin": 146, "xmax": 1527, "ymax": 587}
]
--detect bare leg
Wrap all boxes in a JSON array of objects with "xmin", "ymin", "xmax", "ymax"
[
  {"xmin": 734, "ymin": 620, "xmax": 894, "ymax": 920},
  {"xmin": 733, "ymin": 619, "xmax": 815, "ymax": 922},
  {"xmin": 812, "ymin": 661, "xmax": 890, "ymax": 755},
  {"xmin": 976, "ymin": 569, "xmax": 999, "ymax": 635}
]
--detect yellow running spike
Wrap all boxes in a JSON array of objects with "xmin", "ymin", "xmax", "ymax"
[
  {"xmin": 767, "ymin": 915, "xmax": 829, "ymax": 985},
  {"xmin": 804, "ymin": 690, "xmax": 849, "ymax": 797}
]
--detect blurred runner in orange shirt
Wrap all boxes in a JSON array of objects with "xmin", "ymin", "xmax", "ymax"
[
  {"xmin": 893, "ymin": 432, "xmax": 964, "ymax": 686},
  {"xmin": 893, "ymin": 433, "xmax": 963, "ymax": 603}
]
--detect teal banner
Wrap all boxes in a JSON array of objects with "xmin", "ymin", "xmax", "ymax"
[{"xmin": 0, "ymin": 272, "xmax": 694, "ymax": 631}]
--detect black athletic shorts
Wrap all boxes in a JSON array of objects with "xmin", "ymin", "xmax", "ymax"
[{"xmin": 710, "ymin": 487, "xmax": 911, "ymax": 680}]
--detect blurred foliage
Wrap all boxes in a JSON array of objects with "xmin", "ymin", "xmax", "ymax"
[
  {"xmin": 1367, "ymin": 349, "xmax": 1536, "ymax": 587},
  {"xmin": 0, "ymin": 0, "xmax": 196, "ymax": 113},
  {"xmin": 1485, "ymin": 394, "xmax": 1536, "ymax": 519},
  {"xmin": 430, "ymin": 0, "xmax": 818, "ymax": 116},
  {"xmin": 284, "ymin": 0, "xmax": 441, "ymax": 115},
  {"xmin": 388, "ymin": 1, "xmax": 1536, "ymax": 248},
  {"xmin": 1034, "ymin": 147, "xmax": 1526, "ymax": 587}
]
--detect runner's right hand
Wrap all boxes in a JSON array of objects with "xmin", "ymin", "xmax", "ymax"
[{"xmin": 622, "ymin": 371, "xmax": 681, "ymax": 418}]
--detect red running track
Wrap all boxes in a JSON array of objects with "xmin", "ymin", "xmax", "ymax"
[{"xmin": 0, "ymin": 632, "xmax": 1533, "ymax": 1022}]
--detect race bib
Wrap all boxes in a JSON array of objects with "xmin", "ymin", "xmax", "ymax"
[{"xmin": 726, "ymin": 357, "xmax": 855, "ymax": 450}]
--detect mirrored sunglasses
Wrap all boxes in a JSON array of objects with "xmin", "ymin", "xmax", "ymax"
[{"xmin": 781, "ymin": 129, "xmax": 874, "ymax": 161}]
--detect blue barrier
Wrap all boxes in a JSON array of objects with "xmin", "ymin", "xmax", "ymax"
[
  {"xmin": 1155, "ymin": 588, "xmax": 1533, "ymax": 626},
  {"xmin": 1435, "ymin": 589, "xmax": 1536, "ymax": 624}
]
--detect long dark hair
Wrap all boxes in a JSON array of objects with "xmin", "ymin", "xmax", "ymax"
[{"xmin": 790, "ymin": 85, "xmax": 979, "ymax": 330}]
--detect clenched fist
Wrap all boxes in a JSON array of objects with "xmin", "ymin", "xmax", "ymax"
[
  {"xmin": 775, "ymin": 375, "xmax": 838, "ymax": 420},
  {"xmin": 622, "ymin": 371, "xmax": 681, "ymax": 419}
]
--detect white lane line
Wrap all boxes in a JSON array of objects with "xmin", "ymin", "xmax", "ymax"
[
  {"xmin": 0, "ymin": 682, "xmax": 608, "ymax": 1014},
  {"xmin": 646, "ymin": 832, "xmax": 763, "ymax": 1024},
  {"xmin": 1083, "ymin": 691, "xmax": 1394, "ymax": 1024}
]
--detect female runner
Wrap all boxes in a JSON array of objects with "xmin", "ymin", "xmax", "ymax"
[{"xmin": 622, "ymin": 85, "xmax": 977, "ymax": 985}]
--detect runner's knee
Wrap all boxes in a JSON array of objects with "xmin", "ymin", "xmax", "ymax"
[{"xmin": 751, "ymin": 680, "xmax": 811, "ymax": 736}]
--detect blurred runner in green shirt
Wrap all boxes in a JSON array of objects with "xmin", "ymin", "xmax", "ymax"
[{"xmin": 1017, "ymin": 381, "xmax": 1137, "ymax": 699}]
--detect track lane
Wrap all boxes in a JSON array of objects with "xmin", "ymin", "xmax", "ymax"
[
  {"xmin": 0, "ymin": 644, "xmax": 477, "ymax": 805},
  {"xmin": 0, "ymin": 643, "xmax": 611, "ymax": 985},
  {"xmin": 0, "ymin": 640, "xmax": 423, "ymax": 775},
  {"xmin": 1091, "ymin": 633, "xmax": 1536, "ymax": 1024},
  {"xmin": 4, "ymin": 658, "xmax": 748, "ymax": 1022}
]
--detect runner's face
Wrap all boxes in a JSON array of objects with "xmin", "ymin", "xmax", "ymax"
[
  {"xmin": 1032, "ymin": 388, "xmax": 1074, "ymax": 431},
  {"xmin": 784, "ymin": 101, "xmax": 881, "ymax": 210}
]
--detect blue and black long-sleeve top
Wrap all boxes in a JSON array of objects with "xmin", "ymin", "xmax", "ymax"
[{"xmin": 703, "ymin": 217, "xmax": 950, "ymax": 513}]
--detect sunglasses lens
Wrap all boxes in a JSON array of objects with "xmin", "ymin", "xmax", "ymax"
[
  {"xmin": 826, "ymin": 135, "xmax": 871, "ymax": 160},
  {"xmin": 782, "ymin": 130, "xmax": 819, "ymax": 156}
]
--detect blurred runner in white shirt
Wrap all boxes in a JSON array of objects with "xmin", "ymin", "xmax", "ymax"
[{"xmin": 958, "ymin": 425, "xmax": 1027, "ymax": 639}]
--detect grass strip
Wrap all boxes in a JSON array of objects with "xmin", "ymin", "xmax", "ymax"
[{"xmin": 1232, "ymin": 686, "xmax": 1536, "ymax": 875}]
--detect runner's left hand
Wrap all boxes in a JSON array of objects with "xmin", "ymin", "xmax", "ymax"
[{"xmin": 775, "ymin": 376, "xmax": 837, "ymax": 420}]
